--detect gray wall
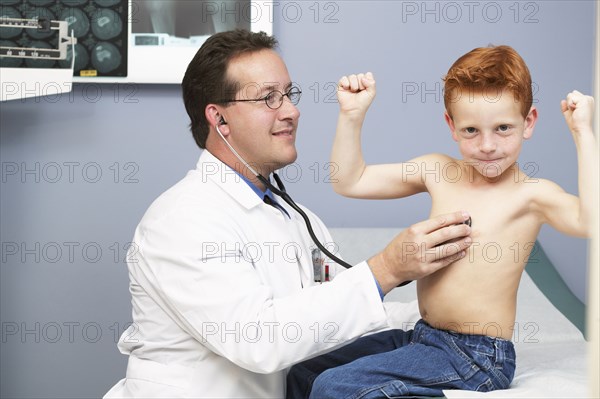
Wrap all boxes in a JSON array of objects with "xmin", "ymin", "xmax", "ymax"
[{"xmin": 0, "ymin": 1, "xmax": 596, "ymax": 397}]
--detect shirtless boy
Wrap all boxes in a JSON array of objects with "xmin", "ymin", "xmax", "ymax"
[{"xmin": 285, "ymin": 45, "xmax": 597, "ymax": 399}]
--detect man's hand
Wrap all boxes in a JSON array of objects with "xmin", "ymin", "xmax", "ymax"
[
  {"xmin": 368, "ymin": 211, "xmax": 472, "ymax": 294},
  {"xmin": 337, "ymin": 72, "xmax": 377, "ymax": 116},
  {"xmin": 561, "ymin": 90, "xmax": 595, "ymax": 135}
]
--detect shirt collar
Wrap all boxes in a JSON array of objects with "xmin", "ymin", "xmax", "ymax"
[
  {"xmin": 234, "ymin": 170, "xmax": 290, "ymax": 218},
  {"xmin": 233, "ymin": 170, "xmax": 275, "ymax": 200}
]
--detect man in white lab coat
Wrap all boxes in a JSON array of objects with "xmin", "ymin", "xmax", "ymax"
[{"xmin": 104, "ymin": 29, "xmax": 472, "ymax": 398}]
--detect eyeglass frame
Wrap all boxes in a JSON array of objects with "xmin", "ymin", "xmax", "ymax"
[{"xmin": 216, "ymin": 86, "xmax": 302, "ymax": 110}]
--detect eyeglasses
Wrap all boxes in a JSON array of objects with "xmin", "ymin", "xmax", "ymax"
[{"xmin": 218, "ymin": 86, "xmax": 302, "ymax": 110}]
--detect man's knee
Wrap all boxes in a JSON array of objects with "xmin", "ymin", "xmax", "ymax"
[{"xmin": 308, "ymin": 368, "xmax": 342, "ymax": 399}]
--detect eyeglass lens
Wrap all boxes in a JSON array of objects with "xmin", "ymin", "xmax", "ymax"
[{"xmin": 266, "ymin": 88, "xmax": 301, "ymax": 109}]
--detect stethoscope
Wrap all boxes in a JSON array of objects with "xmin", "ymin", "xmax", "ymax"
[{"xmin": 216, "ymin": 121, "xmax": 412, "ymax": 286}]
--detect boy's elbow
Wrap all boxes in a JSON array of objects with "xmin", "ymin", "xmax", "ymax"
[
  {"xmin": 581, "ymin": 223, "xmax": 594, "ymax": 239},
  {"xmin": 331, "ymin": 181, "xmax": 356, "ymax": 197},
  {"xmin": 330, "ymin": 168, "xmax": 369, "ymax": 197},
  {"xmin": 571, "ymin": 218, "xmax": 593, "ymax": 238}
]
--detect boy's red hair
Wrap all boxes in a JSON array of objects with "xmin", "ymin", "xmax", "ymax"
[{"xmin": 443, "ymin": 45, "xmax": 533, "ymax": 118}]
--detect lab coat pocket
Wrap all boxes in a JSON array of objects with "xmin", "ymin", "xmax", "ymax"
[
  {"xmin": 117, "ymin": 356, "xmax": 193, "ymax": 397},
  {"xmin": 107, "ymin": 378, "xmax": 188, "ymax": 398}
]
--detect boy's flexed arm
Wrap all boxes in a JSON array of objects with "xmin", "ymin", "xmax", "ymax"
[
  {"xmin": 564, "ymin": 91, "xmax": 598, "ymax": 236},
  {"xmin": 537, "ymin": 91, "xmax": 598, "ymax": 237},
  {"xmin": 331, "ymin": 72, "xmax": 428, "ymax": 199}
]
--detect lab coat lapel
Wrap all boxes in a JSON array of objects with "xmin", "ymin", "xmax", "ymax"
[
  {"xmin": 197, "ymin": 150, "xmax": 262, "ymax": 211},
  {"xmin": 196, "ymin": 150, "xmax": 317, "ymax": 286}
]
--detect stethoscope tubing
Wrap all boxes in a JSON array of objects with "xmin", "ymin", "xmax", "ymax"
[
  {"xmin": 261, "ymin": 173, "xmax": 412, "ymax": 287},
  {"xmin": 215, "ymin": 123, "xmax": 411, "ymax": 286},
  {"xmin": 258, "ymin": 173, "xmax": 353, "ymax": 269}
]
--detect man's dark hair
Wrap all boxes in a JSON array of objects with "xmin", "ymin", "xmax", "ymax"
[{"xmin": 181, "ymin": 29, "xmax": 278, "ymax": 149}]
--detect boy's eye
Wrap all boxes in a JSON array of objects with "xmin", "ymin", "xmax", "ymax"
[
  {"xmin": 498, "ymin": 124, "xmax": 510, "ymax": 132},
  {"xmin": 465, "ymin": 127, "xmax": 477, "ymax": 134}
]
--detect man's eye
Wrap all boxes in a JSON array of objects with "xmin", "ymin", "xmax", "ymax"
[
  {"xmin": 288, "ymin": 89, "xmax": 300, "ymax": 101},
  {"xmin": 265, "ymin": 91, "xmax": 281, "ymax": 104}
]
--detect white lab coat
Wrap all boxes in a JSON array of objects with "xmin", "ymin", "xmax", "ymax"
[{"xmin": 104, "ymin": 150, "xmax": 391, "ymax": 398}]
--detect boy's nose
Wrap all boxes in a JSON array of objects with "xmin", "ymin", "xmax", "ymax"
[{"xmin": 479, "ymin": 134, "xmax": 497, "ymax": 153}]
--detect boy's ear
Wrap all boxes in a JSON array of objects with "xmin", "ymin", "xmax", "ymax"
[
  {"xmin": 523, "ymin": 106, "xmax": 538, "ymax": 140},
  {"xmin": 444, "ymin": 111, "xmax": 459, "ymax": 141}
]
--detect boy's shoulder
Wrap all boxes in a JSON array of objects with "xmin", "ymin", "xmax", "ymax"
[
  {"xmin": 504, "ymin": 171, "xmax": 569, "ymax": 210},
  {"xmin": 412, "ymin": 153, "xmax": 466, "ymax": 174},
  {"xmin": 410, "ymin": 152, "xmax": 457, "ymax": 164},
  {"xmin": 519, "ymin": 175, "xmax": 566, "ymax": 195},
  {"xmin": 511, "ymin": 166, "xmax": 558, "ymax": 188}
]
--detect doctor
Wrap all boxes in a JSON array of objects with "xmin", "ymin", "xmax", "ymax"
[{"xmin": 104, "ymin": 29, "xmax": 472, "ymax": 398}]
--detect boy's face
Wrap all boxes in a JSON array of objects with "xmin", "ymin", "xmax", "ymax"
[{"xmin": 444, "ymin": 89, "xmax": 537, "ymax": 181}]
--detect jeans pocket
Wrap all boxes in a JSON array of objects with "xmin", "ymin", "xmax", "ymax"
[
  {"xmin": 470, "ymin": 347, "xmax": 496, "ymax": 372},
  {"xmin": 376, "ymin": 380, "xmax": 445, "ymax": 399},
  {"xmin": 378, "ymin": 380, "xmax": 408, "ymax": 398},
  {"xmin": 475, "ymin": 378, "xmax": 495, "ymax": 392},
  {"xmin": 479, "ymin": 347, "xmax": 515, "ymax": 389}
]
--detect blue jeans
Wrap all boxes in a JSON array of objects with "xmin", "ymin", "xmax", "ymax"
[{"xmin": 286, "ymin": 320, "xmax": 515, "ymax": 399}]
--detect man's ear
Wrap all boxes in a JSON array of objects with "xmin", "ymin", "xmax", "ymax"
[
  {"xmin": 523, "ymin": 106, "xmax": 538, "ymax": 140},
  {"xmin": 205, "ymin": 104, "xmax": 228, "ymax": 134},
  {"xmin": 444, "ymin": 111, "xmax": 459, "ymax": 142}
]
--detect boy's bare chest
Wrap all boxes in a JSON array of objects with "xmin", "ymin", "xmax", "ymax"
[{"xmin": 429, "ymin": 180, "xmax": 542, "ymax": 259}]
